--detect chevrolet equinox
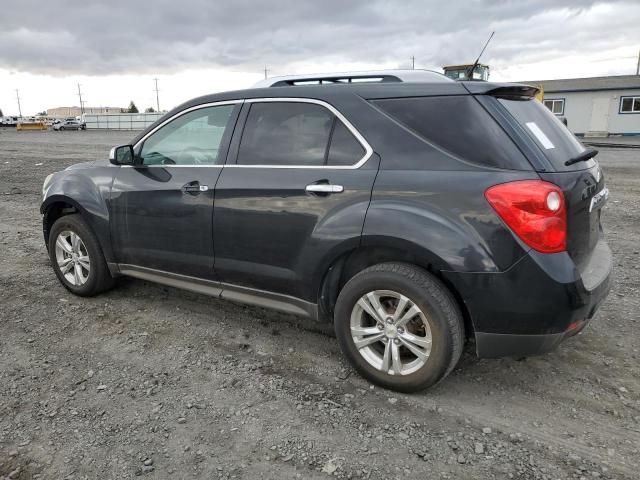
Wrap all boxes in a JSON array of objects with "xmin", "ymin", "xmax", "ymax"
[{"xmin": 41, "ymin": 70, "xmax": 612, "ymax": 392}]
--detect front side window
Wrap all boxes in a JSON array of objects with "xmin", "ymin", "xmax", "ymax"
[
  {"xmin": 543, "ymin": 99, "xmax": 565, "ymax": 115},
  {"xmin": 620, "ymin": 96, "xmax": 640, "ymax": 113},
  {"xmin": 140, "ymin": 104, "xmax": 235, "ymax": 166}
]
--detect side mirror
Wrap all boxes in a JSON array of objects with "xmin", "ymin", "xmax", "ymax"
[{"xmin": 109, "ymin": 145, "xmax": 134, "ymax": 165}]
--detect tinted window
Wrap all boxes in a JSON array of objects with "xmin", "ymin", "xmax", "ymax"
[
  {"xmin": 140, "ymin": 104, "xmax": 235, "ymax": 166},
  {"xmin": 498, "ymin": 97, "xmax": 589, "ymax": 171},
  {"xmin": 237, "ymin": 102, "xmax": 333, "ymax": 166},
  {"xmin": 374, "ymin": 96, "xmax": 531, "ymax": 170},
  {"xmin": 327, "ymin": 121, "xmax": 365, "ymax": 166}
]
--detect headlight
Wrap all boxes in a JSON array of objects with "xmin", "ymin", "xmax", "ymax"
[{"xmin": 42, "ymin": 173, "xmax": 54, "ymax": 196}]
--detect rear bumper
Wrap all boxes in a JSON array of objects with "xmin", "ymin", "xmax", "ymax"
[
  {"xmin": 474, "ymin": 316, "xmax": 592, "ymax": 358},
  {"xmin": 443, "ymin": 238, "xmax": 612, "ymax": 358}
]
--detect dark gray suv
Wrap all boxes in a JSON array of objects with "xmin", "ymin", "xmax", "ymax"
[{"xmin": 41, "ymin": 70, "xmax": 611, "ymax": 392}]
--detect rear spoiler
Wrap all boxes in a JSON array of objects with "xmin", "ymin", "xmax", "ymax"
[{"xmin": 462, "ymin": 82, "xmax": 539, "ymax": 99}]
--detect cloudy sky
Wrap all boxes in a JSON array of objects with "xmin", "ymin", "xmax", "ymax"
[{"xmin": 1, "ymin": 0, "xmax": 639, "ymax": 116}]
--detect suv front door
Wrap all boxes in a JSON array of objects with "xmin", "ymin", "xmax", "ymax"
[
  {"xmin": 213, "ymin": 99, "xmax": 378, "ymax": 302},
  {"xmin": 110, "ymin": 101, "xmax": 240, "ymax": 279}
]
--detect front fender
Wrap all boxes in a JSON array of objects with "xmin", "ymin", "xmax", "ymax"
[{"xmin": 41, "ymin": 167, "xmax": 116, "ymax": 262}]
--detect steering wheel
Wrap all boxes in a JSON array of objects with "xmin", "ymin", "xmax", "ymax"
[{"xmin": 178, "ymin": 147, "xmax": 216, "ymax": 165}]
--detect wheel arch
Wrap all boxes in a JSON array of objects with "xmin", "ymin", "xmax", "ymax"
[
  {"xmin": 316, "ymin": 238, "xmax": 474, "ymax": 337},
  {"xmin": 41, "ymin": 194, "xmax": 115, "ymax": 264},
  {"xmin": 42, "ymin": 195, "xmax": 87, "ymax": 244}
]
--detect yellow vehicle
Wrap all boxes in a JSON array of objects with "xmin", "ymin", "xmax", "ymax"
[{"xmin": 17, "ymin": 120, "xmax": 48, "ymax": 131}]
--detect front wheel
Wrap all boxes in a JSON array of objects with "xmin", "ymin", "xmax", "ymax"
[
  {"xmin": 48, "ymin": 214, "xmax": 115, "ymax": 296},
  {"xmin": 334, "ymin": 263, "xmax": 464, "ymax": 392}
]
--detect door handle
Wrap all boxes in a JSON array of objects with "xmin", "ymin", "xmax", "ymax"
[
  {"xmin": 182, "ymin": 182, "xmax": 209, "ymax": 194},
  {"xmin": 305, "ymin": 184, "xmax": 344, "ymax": 194}
]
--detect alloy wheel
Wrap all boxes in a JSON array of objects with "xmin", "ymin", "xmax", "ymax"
[
  {"xmin": 54, "ymin": 230, "xmax": 90, "ymax": 286},
  {"xmin": 350, "ymin": 289, "xmax": 432, "ymax": 375}
]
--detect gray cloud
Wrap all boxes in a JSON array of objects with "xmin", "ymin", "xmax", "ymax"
[{"xmin": 1, "ymin": 0, "xmax": 638, "ymax": 76}]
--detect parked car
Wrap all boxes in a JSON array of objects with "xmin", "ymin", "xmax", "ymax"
[
  {"xmin": 53, "ymin": 119, "xmax": 86, "ymax": 131},
  {"xmin": 41, "ymin": 70, "xmax": 611, "ymax": 392}
]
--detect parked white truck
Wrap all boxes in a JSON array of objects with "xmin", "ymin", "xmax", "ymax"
[{"xmin": 0, "ymin": 116, "xmax": 20, "ymax": 127}]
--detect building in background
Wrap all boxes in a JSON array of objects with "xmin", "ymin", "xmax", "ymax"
[
  {"xmin": 519, "ymin": 75, "xmax": 640, "ymax": 137},
  {"xmin": 47, "ymin": 106, "xmax": 125, "ymax": 118},
  {"xmin": 83, "ymin": 112, "xmax": 164, "ymax": 130}
]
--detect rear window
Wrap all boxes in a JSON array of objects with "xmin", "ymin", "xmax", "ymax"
[
  {"xmin": 373, "ymin": 96, "xmax": 532, "ymax": 170},
  {"xmin": 498, "ymin": 97, "xmax": 590, "ymax": 171}
]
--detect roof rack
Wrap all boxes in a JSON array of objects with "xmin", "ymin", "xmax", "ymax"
[{"xmin": 252, "ymin": 69, "xmax": 452, "ymax": 88}]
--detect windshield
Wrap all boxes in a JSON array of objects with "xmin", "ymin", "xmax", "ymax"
[{"xmin": 498, "ymin": 97, "xmax": 593, "ymax": 171}]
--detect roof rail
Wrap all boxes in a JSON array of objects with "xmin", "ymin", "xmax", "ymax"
[{"xmin": 252, "ymin": 69, "xmax": 452, "ymax": 88}]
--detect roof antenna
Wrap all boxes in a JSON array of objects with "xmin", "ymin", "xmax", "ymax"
[{"xmin": 466, "ymin": 31, "xmax": 495, "ymax": 81}]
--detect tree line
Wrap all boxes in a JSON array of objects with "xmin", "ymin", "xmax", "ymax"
[{"xmin": 121, "ymin": 101, "xmax": 157, "ymax": 114}]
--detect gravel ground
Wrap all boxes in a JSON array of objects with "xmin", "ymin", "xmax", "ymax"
[{"xmin": 1, "ymin": 129, "xmax": 639, "ymax": 480}]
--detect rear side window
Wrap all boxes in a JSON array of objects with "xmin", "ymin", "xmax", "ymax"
[
  {"xmin": 498, "ymin": 97, "xmax": 589, "ymax": 171},
  {"xmin": 373, "ymin": 96, "xmax": 531, "ymax": 170},
  {"xmin": 238, "ymin": 102, "xmax": 332, "ymax": 166},
  {"xmin": 237, "ymin": 102, "xmax": 366, "ymax": 167}
]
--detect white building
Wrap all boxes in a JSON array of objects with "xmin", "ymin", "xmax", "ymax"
[
  {"xmin": 521, "ymin": 75, "xmax": 640, "ymax": 137},
  {"xmin": 83, "ymin": 112, "xmax": 164, "ymax": 130}
]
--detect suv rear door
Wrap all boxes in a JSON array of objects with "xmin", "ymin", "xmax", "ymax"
[{"xmin": 213, "ymin": 99, "xmax": 378, "ymax": 302}]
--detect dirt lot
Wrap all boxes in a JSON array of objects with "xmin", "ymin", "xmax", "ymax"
[{"xmin": 1, "ymin": 129, "xmax": 639, "ymax": 480}]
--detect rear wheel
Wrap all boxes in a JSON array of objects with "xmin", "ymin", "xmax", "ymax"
[
  {"xmin": 48, "ymin": 214, "xmax": 115, "ymax": 296},
  {"xmin": 334, "ymin": 262, "xmax": 464, "ymax": 392}
]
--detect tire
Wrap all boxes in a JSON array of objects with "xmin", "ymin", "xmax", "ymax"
[
  {"xmin": 59, "ymin": 127, "xmax": 65, "ymax": 131},
  {"xmin": 48, "ymin": 214, "xmax": 115, "ymax": 296},
  {"xmin": 334, "ymin": 262, "xmax": 464, "ymax": 392}
]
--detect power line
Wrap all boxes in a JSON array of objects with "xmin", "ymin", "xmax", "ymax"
[
  {"xmin": 15, "ymin": 89, "xmax": 22, "ymax": 117},
  {"xmin": 153, "ymin": 78, "xmax": 160, "ymax": 112}
]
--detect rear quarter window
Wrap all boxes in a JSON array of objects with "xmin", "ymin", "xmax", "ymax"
[
  {"xmin": 327, "ymin": 120, "xmax": 365, "ymax": 166},
  {"xmin": 498, "ymin": 97, "xmax": 591, "ymax": 172},
  {"xmin": 373, "ymin": 96, "xmax": 532, "ymax": 170}
]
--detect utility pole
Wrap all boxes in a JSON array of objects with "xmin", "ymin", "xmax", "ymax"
[
  {"xmin": 153, "ymin": 78, "xmax": 160, "ymax": 112},
  {"xmin": 636, "ymin": 49, "xmax": 640, "ymax": 75},
  {"xmin": 15, "ymin": 89, "xmax": 22, "ymax": 118},
  {"xmin": 411, "ymin": 56, "xmax": 415, "ymax": 70},
  {"xmin": 77, "ymin": 83, "xmax": 85, "ymax": 115},
  {"xmin": 264, "ymin": 66, "xmax": 269, "ymax": 79}
]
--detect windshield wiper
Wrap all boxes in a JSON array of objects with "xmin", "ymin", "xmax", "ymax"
[{"xmin": 565, "ymin": 147, "xmax": 598, "ymax": 166}]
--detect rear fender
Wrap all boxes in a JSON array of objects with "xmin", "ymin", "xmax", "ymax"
[{"xmin": 365, "ymin": 170, "xmax": 539, "ymax": 273}]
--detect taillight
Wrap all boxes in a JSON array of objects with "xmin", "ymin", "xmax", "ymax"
[{"xmin": 485, "ymin": 180, "xmax": 566, "ymax": 253}]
